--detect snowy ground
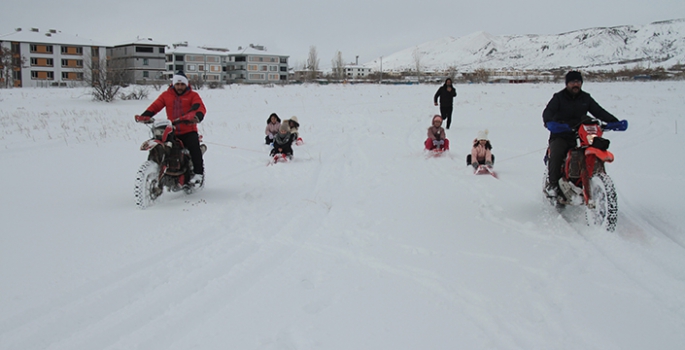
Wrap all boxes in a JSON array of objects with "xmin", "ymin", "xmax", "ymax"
[{"xmin": 1, "ymin": 81, "xmax": 684, "ymax": 350}]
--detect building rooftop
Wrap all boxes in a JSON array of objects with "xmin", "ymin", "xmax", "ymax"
[{"xmin": 0, "ymin": 27, "xmax": 107, "ymax": 46}]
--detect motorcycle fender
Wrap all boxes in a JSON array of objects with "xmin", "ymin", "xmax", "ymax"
[
  {"xmin": 585, "ymin": 148, "xmax": 614, "ymax": 163},
  {"xmin": 140, "ymin": 139, "xmax": 163, "ymax": 151}
]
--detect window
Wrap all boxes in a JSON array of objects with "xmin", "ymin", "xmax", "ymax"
[
  {"xmin": 30, "ymin": 44, "xmax": 53, "ymax": 53},
  {"xmin": 280, "ymin": 57, "xmax": 287, "ymax": 64},
  {"xmin": 135, "ymin": 46, "xmax": 154, "ymax": 53},
  {"xmin": 167, "ymin": 65, "xmax": 173, "ymax": 71},
  {"xmin": 92, "ymin": 46, "xmax": 100, "ymax": 57},
  {"xmin": 143, "ymin": 59, "xmax": 149, "ymax": 66},
  {"xmin": 61, "ymin": 46, "xmax": 83, "ymax": 55},
  {"xmin": 210, "ymin": 65, "xmax": 221, "ymax": 72},
  {"xmin": 31, "ymin": 58, "xmax": 54, "ymax": 67},
  {"xmin": 61, "ymin": 59, "xmax": 83, "ymax": 67},
  {"xmin": 187, "ymin": 64, "xmax": 196, "ymax": 71},
  {"xmin": 166, "ymin": 55, "xmax": 173, "ymax": 62},
  {"xmin": 268, "ymin": 74, "xmax": 279, "ymax": 81},
  {"xmin": 235, "ymin": 56, "xmax": 246, "ymax": 62},
  {"xmin": 12, "ymin": 42, "xmax": 20, "ymax": 53},
  {"xmin": 143, "ymin": 71, "xmax": 149, "ymax": 78},
  {"xmin": 280, "ymin": 66, "xmax": 287, "ymax": 72},
  {"xmin": 31, "ymin": 71, "xmax": 54, "ymax": 80},
  {"xmin": 269, "ymin": 66, "xmax": 278, "ymax": 72},
  {"xmin": 198, "ymin": 65, "xmax": 204, "ymax": 71},
  {"xmin": 206, "ymin": 56, "xmax": 219, "ymax": 63},
  {"xmin": 175, "ymin": 64, "xmax": 183, "ymax": 71},
  {"xmin": 280, "ymin": 75, "xmax": 287, "ymax": 81},
  {"xmin": 61, "ymin": 72, "xmax": 83, "ymax": 80},
  {"xmin": 248, "ymin": 73, "xmax": 265, "ymax": 80},
  {"xmin": 260, "ymin": 65, "xmax": 268, "ymax": 71},
  {"xmin": 159, "ymin": 47, "xmax": 165, "ymax": 53},
  {"xmin": 175, "ymin": 55, "xmax": 184, "ymax": 61},
  {"xmin": 247, "ymin": 65, "xmax": 257, "ymax": 71}
]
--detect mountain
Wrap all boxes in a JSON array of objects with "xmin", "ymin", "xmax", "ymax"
[{"xmin": 365, "ymin": 19, "xmax": 685, "ymax": 72}]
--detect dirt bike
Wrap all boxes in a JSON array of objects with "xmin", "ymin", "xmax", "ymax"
[
  {"xmin": 134, "ymin": 117, "xmax": 207, "ymax": 209},
  {"xmin": 543, "ymin": 119, "xmax": 627, "ymax": 231}
]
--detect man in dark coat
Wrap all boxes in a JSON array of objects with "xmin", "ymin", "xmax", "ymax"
[
  {"xmin": 433, "ymin": 78, "xmax": 457, "ymax": 129},
  {"xmin": 542, "ymin": 70, "xmax": 619, "ymax": 198}
]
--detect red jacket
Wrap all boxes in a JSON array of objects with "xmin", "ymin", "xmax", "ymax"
[{"xmin": 144, "ymin": 85, "xmax": 206, "ymax": 135}]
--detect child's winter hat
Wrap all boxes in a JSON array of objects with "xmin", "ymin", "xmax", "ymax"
[
  {"xmin": 279, "ymin": 123, "xmax": 290, "ymax": 132},
  {"xmin": 172, "ymin": 71, "xmax": 189, "ymax": 85},
  {"xmin": 288, "ymin": 116, "xmax": 299, "ymax": 127},
  {"xmin": 432, "ymin": 115, "xmax": 443, "ymax": 124},
  {"xmin": 476, "ymin": 129, "xmax": 489, "ymax": 141}
]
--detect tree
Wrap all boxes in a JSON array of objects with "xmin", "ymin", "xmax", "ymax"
[
  {"xmin": 332, "ymin": 51, "xmax": 345, "ymax": 81},
  {"xmin": 0, "ymin": 45, "xmax": 26, "ymax": 88},
  {"xmin": 84, "ymin": 57, "xmax": 127, "ymax": 102},
  {"xmin": 412, "ymin": 47, "xmax": 423, "ymax": 82},
  {"xmin": 306, "ymin": 46, "xmax": 320, "ymax": 81}
]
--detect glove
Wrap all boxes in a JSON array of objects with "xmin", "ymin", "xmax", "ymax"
[
  {"xmin": 268, "ymin": 134, "xmax": 274, "ymax": 139},
  {"xmin": 546, "ymin": 121, "xmax": 572, "ymax": 134},
  {"xmin": 135, "ymin": 115, "xmax": 152, "ymax": 123},
  {"xmin": 173, "ymin": 113, "xmax": 198, "ymax": 124},
  {"xmin": 605, "ymin": 120, "xmax": 628, "ymax": 131},
  {"xmin": 180, "ymin": 113, "xmax": 198, "ymax": 123},
  {"xmin": 432, "ymin": 140, "xmax": 444, "ymax": 146}
]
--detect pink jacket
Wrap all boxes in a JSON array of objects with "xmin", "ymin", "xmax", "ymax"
[
  {"xmin": 265, "ymin": 122, "xmax": 280, "ymax": 137},
  {"xmin": 471, "ymin": 141, "xmax": 493, "ymax": 163},
  {"xmin": 427, "ymin": 126, "xmax": 446, "ymax": 140}
]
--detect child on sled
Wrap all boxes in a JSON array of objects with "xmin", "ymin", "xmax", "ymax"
[
  {"xmin": 466, "ymin": 130, "xmax": 494, "ymax": 169},
  {"xmin": 265, "ymin": 113, "xmax": 281, "ymax": 145},
  {"xmin": 270, "ymin": 123, "xmax": 295, "ymax": 159},
  {"xmin": 424, "ymin": 115, "xmax": 450, "ymax": 151},
  {"xmin": 284, "ymin": 116, "xmax": 303, "ymax": 146}
]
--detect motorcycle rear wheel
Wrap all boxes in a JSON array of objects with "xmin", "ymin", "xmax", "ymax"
[
  {"xmin": 134, "ymin": 160, "xmax": 161, "ymax": 209},
  {"xmin": 585, "ymin": 172, "xmax": 618, "ymax": 231}
]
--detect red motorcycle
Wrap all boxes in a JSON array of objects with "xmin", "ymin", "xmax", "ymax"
[
  {"xmin": 543, "ymin": 119, "xmax": 627, "ymax": 231},
  {"xmin": 134, "ymin": 117, "xmax": 206, "ymax": 209}
]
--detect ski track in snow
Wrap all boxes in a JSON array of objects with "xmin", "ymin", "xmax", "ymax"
[{"xmin": 1, "ymin": 82, "xmax": 684, "ymax": 349}]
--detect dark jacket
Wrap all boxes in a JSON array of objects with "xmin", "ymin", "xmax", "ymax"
[
  {"xmin": 433, "ymin": 84, "xmax": 457, "ymax": 106},
  {"xmin": 542, "ymin": 88, "xmax": 618, "ymax": 140},
  {"xmin": 271, "ymin": 132, "xmax": 295, "ymax": 155}
]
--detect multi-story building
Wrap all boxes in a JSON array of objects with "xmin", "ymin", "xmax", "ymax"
[
  {"xmin": 0, "ymin": 27, "xmax": 107, "ymax": 88},
  {"xmin": 226, "ymin": 45, "xmax": 289, "ymax": 84},
  {"xmin": 164, "ymin": 43, "xmax": 226, "ymax": 84},
  {"xmin": 107, "ymin": 38, "xmax": 167, "ymax": 85},
  {"xmin": 344, "ymin": 64, "xmax": 371, "ymax": 79}
]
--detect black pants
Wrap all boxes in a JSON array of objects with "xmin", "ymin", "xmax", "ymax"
[
  {"xmin": 466, "ymin": 154, "xmax": 495, "ymax": 166},
  {"xmin": 265, "ymin": 135, "xmax": 274, "ymax": 144},
  {"xmin": 177, "ymin": 132, "xmax": 204, "ymax": 175},
  {"xmin": 440, "ymin": 105, "xmax": 453, "ymax": 129},
  {"xmin": 547, "ymin": 137, "xmax": 576, "ymax": 188}
]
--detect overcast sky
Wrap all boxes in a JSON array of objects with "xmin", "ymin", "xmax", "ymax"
[{"xmin": 4, "ymin": 0, "xmax": 685, "ymax": 68}]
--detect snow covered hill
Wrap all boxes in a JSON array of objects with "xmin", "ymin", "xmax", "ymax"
[
  {"xmin": 366, "ymin": 19, "xmax": 685, "ymax": 72},
  {"xmin": 1, "ymin": 81, "xmax": 684, "ymax": 349}
]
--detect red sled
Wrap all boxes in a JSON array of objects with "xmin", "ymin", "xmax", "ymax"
[
  {"xmin": 295, "ymin": 137, "xmax": 304, "ymax": 146},
  {"xmin": 268, "ymin": 153, "xmax": 292, "ymax": 166},
  {"xmin": 474, "ymin": 165, "xmax": 498, "ymax": 178}
]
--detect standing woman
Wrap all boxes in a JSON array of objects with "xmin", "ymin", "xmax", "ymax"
[{"xmin": 433, "ymin": 78, "xmax": 457, "ymax": 129}]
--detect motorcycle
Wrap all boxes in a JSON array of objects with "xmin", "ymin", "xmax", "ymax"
[
  {"xmin": 543, "ymin": 118, "xmax": 627, "ymax": 231},
  {"xmin": 134, "ymin": 117, "xmax": 207, "ymax": 209}
]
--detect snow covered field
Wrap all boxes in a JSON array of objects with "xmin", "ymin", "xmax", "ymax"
[{"xmin": 1, "ymin": 81, "xmax": 684, "ymax": 349}]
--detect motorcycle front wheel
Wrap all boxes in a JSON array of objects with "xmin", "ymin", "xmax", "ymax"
[
  {"xmin": 585, "ymin": 172, "xmax": 618, "ymax": 232},
  {"xmin": 134, "ymin": 160, "xmax": 161, "ymax": 209}
]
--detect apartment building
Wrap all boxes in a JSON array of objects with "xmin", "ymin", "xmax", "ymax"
[
  {"xmin": 226, "ymin": 45, "xmax": 289, "ymax": 83},
  {"xmin": 0, "ymin": 28, "xmax": 107, "ymax": 88},
  {"xmin": 165, "ymin": 43, "xmax": 226, "ymax": 83},
  {"xmin": 344, "ymin": 64, "xmax": 371, "ymax": 79},
  {"xmin": 107, "ymin": 38, "xmax": 167, "ymax": 84}
]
